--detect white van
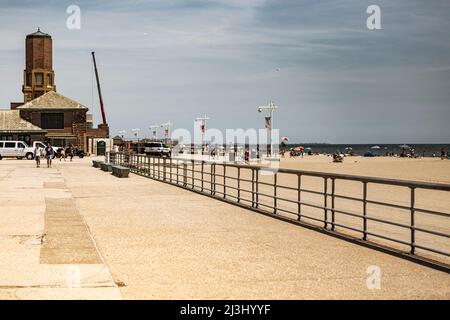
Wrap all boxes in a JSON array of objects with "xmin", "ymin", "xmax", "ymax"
[{"xmin": 0, "ymin": 141, "xmax": 35, "ymax": 160}]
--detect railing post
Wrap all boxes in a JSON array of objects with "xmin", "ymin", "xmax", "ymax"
[
  {"xmin": 251, "ymin": 169, "xmax": 255, "ymax": 207},
  {"xmin": 274, "ymin": 172, "xmax": 277, "ymax": 214},
  {"xmin": 201, "ymin": 161, "xmax": 204, "ymax": 192},
  {"xmin": 183, "ymin": 161, "xmax": 187, "ymax": 187},
  {"xmin": 255, "ymin": 169, "xmax": 259, "ymax": 208},
  {"xmin": 297, "ymin": 174, "xmax": 301, "ymax": 221},
  {"xmin": 176, "ymin": 159, "xmax": 180, "ymax": 185},
  {"xmin": 362, "ymin": 182, "xmax": 368, "ymax": 241},
  {"xmin": 163, "ymin": 158, "xmax": 167, "ymax": 181},
  {"xmin": 158, "ymin": 157, "xmax": 161, "ymax": 180},
  {"xmin": 211, "ymin": 163, "xmax": 215, "ymax": 195},
  {"xmin": 331, "ymin": 178, "xmax": 336, "ymax": 231},
  {"xmin": 410, "ymin": 187, "xmax": 416, "ymax": 255},
  {"xmin": 323, "ymin": 177, "xmax": 328, "ymax": 228},
  {"xmin": 237, "ymin": 167, "xmax": 241, "ymax": 203},
  {"xmin": 169, "ymin": 157, "xmax": 172, "ymax": 183},
  {"xmin": 223, "ymin": 164, "xmax": 227, "ymax": 199},
  {"xmin": 191, "ymin": 160, "xmax": 194, "ymax": 189},
  {"xmin": 152, "ymin": 157, "xmax": 155, "ymax": 177}
]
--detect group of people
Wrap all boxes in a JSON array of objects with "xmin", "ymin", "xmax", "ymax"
[{"xmin": 33, "ymin": 143, "xmax": 78, "ymax": 168}]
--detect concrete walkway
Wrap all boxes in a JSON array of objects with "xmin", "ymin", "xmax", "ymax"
[{"xmin": 0, "ymin": 157, "xmax": 448, "ymax": 299}]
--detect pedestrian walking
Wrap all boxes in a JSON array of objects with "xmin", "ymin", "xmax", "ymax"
[
  {"xmin": 45, "ymin": 143, "xmax": 54, "ymax": 168},
  {"xmin": 34, "ymin": 144, "xmax": 43, "ymax": 168},
  {"xmin": 59, "ymin": 146, "xmax": 66, "ymax": 161},
  {"xmin": 68, "ymin": 145, "xmax": 74, "ymax": 161}
]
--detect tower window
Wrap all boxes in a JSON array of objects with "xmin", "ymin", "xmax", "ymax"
[{"xmin": 35, "ymin": 73, "xmax": 43, "ymax": 86}]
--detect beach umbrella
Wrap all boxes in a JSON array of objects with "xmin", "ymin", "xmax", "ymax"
[
  {"xmin": 345, "ymin": 147, "xmax": 353, "ymax": 150},
  {"xmin": 305, "ymin": 147, "xmax": 312, "ymax": 150},
  {"xmin": 370, "ymin": 145, "xmax": 381, "ymax": 150},
  {"xmin": 281, "ymin": 137, "xmax": 289, "ymax": 141},
  {"xmin": 399, "ymin": 144, "xmax": 410, "ymax": 149},
  {"xmin": 293, "ymin": 146, "xmax": 304, "ymax": 151}
]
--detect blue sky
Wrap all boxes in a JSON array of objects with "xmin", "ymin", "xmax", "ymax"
[{"xmin": 0, "ymin": 0, "xmax": 449, "ymax": 143}]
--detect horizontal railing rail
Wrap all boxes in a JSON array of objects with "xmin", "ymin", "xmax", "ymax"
[{"xmin": 106, "ymin": 152, "xmax": 450, "ymax": 270}]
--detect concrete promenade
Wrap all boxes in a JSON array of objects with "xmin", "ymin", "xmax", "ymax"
[{"xmin": 0, "ymin": 157, "xmax": 449, "ymax": 299}]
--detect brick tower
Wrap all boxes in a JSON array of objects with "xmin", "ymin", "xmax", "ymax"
[{"xmin": 22, "ymin": 28, "xmax": 56, "ymax": 103}]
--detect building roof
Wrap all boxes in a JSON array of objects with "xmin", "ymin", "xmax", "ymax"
[
  {"xmin": 27, "ymin": 28, "xmax": 51, "ymax": 38},
  {"xmin": 17, "ymin": 91, "xmax": 88, "ymax": 110},
  {"xmin": 0, "ymin": 110, "xmax": 46, "ymax": 133}
]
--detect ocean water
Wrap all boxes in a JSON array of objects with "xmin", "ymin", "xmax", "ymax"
[{"xmin": 282, "ymin": 143, "xmax": 450, "ymax": 157}]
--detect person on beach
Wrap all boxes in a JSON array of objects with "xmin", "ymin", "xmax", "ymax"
[
  {"xmin": 45, "ymin": 143, "xmax": 54, "ymax": 168},
  {"xmin": 34, "ymin": 144, "xmax": 43, "ymax": 168},
  {"xmin": 441, "ymin": 148, "xmax": 447, "ymax": 160}
]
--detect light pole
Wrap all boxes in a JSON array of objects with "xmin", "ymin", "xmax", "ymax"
[
  {"xmin": 149, "ymin": 124, "xmax": 159, "ymax": 141},
  {"xmin": 118, "ymin": 130, "xmax": 126, "ymax": 152},
  {"xmin": 258, "ymin": 99, "xmax": 278, "ymax": 157},
  {"xmin": 132, "ymin": 128, "xmax": 140, "ymax": 153},
  {"xmin": 195, "ymin": 114, "xmax": 210, "ymax": 152},
  {"xmin": 160, "ymin": 122, "xmax": 172, "ymax": 144}
]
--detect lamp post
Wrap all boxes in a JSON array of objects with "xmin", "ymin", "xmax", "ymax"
[
  {"xmin": 160, "ymin": 122, "xmax": 172, "ymax": 144},
  {"xmin": 257, "ymin": 99, "xmax": 278, "ymax": 157},
  {"xmin": 118, "ymin": 130, "xmax": 126, "ymax": 152},
  {"xmin": 195, "ymin": 114, "xmax": 210, "ymax": 152},
  {"xmin": 149, "ymin": 124, "xmax": 159, "ymax": 141},
  {"xmin": 132, "ymin": 128, "xmax": 140, "ymax": 153}
]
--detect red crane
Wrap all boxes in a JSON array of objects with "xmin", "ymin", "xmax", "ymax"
[{"xmin": 91, "ymin": 51, "xmax": 107, "ymax": 125}]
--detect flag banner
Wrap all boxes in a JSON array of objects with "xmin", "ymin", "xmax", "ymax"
[{"xmin": 265, "ymin": 117, "xmax": 272, "ymax": 129}]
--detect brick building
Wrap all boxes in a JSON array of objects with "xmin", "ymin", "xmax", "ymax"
[
  {"xmin": 22, "ymin": 28, "xmax": 56, "ymax": 102},
  {"xmin": 0, "ymin": 28, "xmax": 109, "ymax": 151}
]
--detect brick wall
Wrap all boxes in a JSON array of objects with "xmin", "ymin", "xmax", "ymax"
[{"xmin": 26, "ymin": 36, "xmax": 52, "ymax": 70}]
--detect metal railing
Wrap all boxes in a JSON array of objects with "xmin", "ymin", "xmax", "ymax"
[{"xmin": 106, "ymin": 152, "xmax": 450, "ymax": 269}]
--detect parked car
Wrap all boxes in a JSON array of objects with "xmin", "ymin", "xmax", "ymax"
[
  {"xmin": 0, "ymin": 141, "xmax": 35, "ymax": 160},
  {"xmin": 144, "ymin": 142, "xmax": 171, "ymax": 157}
]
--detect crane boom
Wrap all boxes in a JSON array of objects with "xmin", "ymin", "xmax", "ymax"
[{"xmin": 91, "ymin": 51, "xmax": 107, "ymax": 125}]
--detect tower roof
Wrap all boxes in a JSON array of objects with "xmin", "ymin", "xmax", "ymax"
[{"xmin": 27, "ymin": 27, "xmax": 51, "ymax": 38}]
